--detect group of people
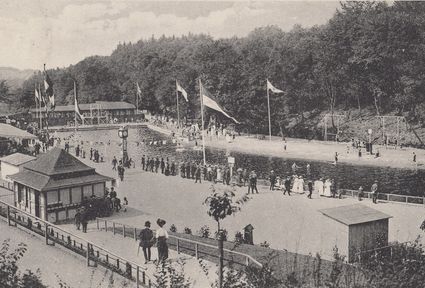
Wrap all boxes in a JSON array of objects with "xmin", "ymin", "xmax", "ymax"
[
  {"xmin": 141, "ymin": 155, "xmax": 177, "ymax": 176},
  {"xmin": 138, "ymin": 218, "xmax": 169, "ymax": 264}
]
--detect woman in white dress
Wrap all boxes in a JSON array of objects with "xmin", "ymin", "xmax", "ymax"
[
  {"xmin": 316, "ymin": 178, "xmax": 324, "ymax": 196},
  {"xmin": 324, "ymin": 179, "xmax": 332, "ymax": 197},
  {"xmin": 216, "ymin": 166, "xmax": 223, "ymax": 183},
  {"xmin": 298, "ymin": 176, "xmax": 305, "ymax": 194},
  {"xmin": 292, "ymin": 175, "xmax": 299, "ymax": 193}
]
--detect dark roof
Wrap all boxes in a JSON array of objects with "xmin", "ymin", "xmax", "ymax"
[
  {"xmin": 30, "ymin": 101, "xmax": 135, "ymax": 113},
  {"xmin": 0, "ymin": 123, "xmax": 37, "ymax": 139},
  {"xmin": 319, "ymin": 204, "xmax": 392, "ymax": 226},
  {"xmin": 9, "ymin": 169, "xmax": 112, "ymax": 191},
  {"xmin": 23, "ymin": 147, "xmax": 94, "ymax": 176},
  {"xmin": 1, "ymin": 153, "xmax": 36, "ymax": 166}
]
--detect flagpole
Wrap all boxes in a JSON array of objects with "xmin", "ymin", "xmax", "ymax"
[
  {"xmin": 74, "ymin": 81, "xmax": 77, "ymax": 132},
  {"xmin": 136, "ymin": 84, "xmax": 139, "ymax": 114},
  {"xmin": 199, "ymin": 78, "xmax": 206, "ymax": 165},
  {"xmin": 34, "ymin": 84, "xmax": 38, "ymax": 131},
  {"xmin": 39, "ymin": 84, "xmax": 42, "ymax": 131},
  {"xmin": 176, "ymin": 80, "xmax": 180, "ymax": 129},
  {"xmin": 267, "ymin": 79, "xmax": 272, "ymax": 141}
]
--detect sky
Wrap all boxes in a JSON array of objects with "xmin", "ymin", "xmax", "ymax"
[{"xmin": 0, "ymin": 0, "xmax": 342, "ymax": 70}]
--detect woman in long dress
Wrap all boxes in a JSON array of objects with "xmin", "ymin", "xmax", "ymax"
[
  {"xmin": 216, "ymin": 166, "xmax": 223, "ymax": 183},
  {"xmin": 316, "ymin": 178, "xmax": 324, "ymax": 196},
  {"xmin": 324, "ymin": 179, "xmax": 332, "ymax": 197},
  {"xmin": 156, "ymin": 219, "xmax": 169, "ymax": 263},
  {"xmin": 298, "ymin": 176, "xmax": 305, "ymax": 194},
  {"xmin": 292, "ymin": 175, "xmax": 299, "ymax": 193}
]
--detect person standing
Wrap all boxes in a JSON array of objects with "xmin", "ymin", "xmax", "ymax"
[
  {"xmin": 283, "ymin": 177, "xmax": 291, "ymax": 196},
  {"xmin": 156, "ymin": 219, "xmax": 169, "ymax": 263},
  {"xmin": 76, "ymin": 145, "xmax": 80, "ymax": 157},
  {"xmin": 155, "ymin": 157, "xmax": 160, "ymax": 173},
  {"xmin": 118, "ymin": 163, "xmax": 125, "ymax": 181},
  {"xmin": 181, "ymin": 162, "xmax": 186, "ymax": 178},
  {"xmin": 358, "ymin": 185, "xmax": 364, "ymax": 201},
  {"xmin": 413, "ymin": 152, "xmax": 417, "ymax": 164},
  {"xmin": 203, "ymin": 165, "xmax": 208, "ymax": 181},
  {"xmin": 269, "ymin": 170, "xmax": 276, "ymax": 191},
  {"xmin": 191, "ymin": 162, "xmax": 196, "ymax": 179},
  {"xmin": 150, "ymin": 158, "xmax": 155, "ymax": 172},
  {"xmin": 195, "ymin": 165, "xmax": 202, "ymax": 183},
  {"xmin": 160, "ymin": 158, "xmax": 165, "ymax": 174},
  {"xmin": 74, "ymin": 208, "xmax": 81, "ymax": 230},
  {"xmin": 141, "ymin": 155, "xmax": 146, "ymax": 171},
  {"xmin": 371, "ymin": 180, "xmax": 379, "ymax": 204},
  {"xmin": 112, "ymin": 156, "xmax": 118, "ymax": 170},
  {"xmin": 225, "ymin": 168, "xmax": 231, "ymax": 185},
  {"xmin": 186, "ymin": 162, "xmax": 191, "ymax": 179},
  {"xmin": 242, "ymin": 168, "xmax": 248, "ymax": 186},
  {"xmin": 81, "ymin": 209, "xmax": 88, "ymax": 233},
  {"xmin": 171, "ymin": 161, "xmax": 176, "ymax": 176},
  {"xmin": 307, "ymin": 180, "xmax": 313, "ymax": 199},
  {"xmin": 139, "ymin": 221, "xmax": 154, "ymax": 264},
  {"xmin": 90, "ymin": 148, "xmax": 93, "ymax": 160}
]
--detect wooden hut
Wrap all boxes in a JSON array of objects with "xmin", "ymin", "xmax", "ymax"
[
  {"xmin": 9, "ymin": 147, "xmax": 113, "ymax": 223},
  {"xmin": 319, "ymin": 204, "xmax": 392, "ymax": 262}
]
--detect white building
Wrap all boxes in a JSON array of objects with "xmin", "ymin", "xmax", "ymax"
[{"xmin": 0, "ymin": 153, "xmax": 36, "ymax": 182}]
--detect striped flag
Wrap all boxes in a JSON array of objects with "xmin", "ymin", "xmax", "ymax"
[
  {"xmin": 176, "ymin": 81, "xmax": 188, "ymax": 102},
  {"xmin": 267, "ymin": 79, "xmax": 283, "ymax": 93},
  {"xmin": 200, "ymin": 81, "xmax": 239, "ymax": 124}
]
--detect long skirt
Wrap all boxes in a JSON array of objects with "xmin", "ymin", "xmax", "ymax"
[{"xmin": 157, "ymin": 237, "xmax": 168, "ymax": 262}]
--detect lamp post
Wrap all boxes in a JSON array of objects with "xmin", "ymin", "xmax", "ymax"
[{"xmin": 118, "ymin": 126, "xmax": 129, "ymax": 165}]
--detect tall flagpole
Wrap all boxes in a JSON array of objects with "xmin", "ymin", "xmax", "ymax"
[
  {"xmin": 38, "ymin": 84, "xmax": 42, "ymax": 131},
  {"xmin": 199, "ymin": 78, "xmax": 206, "ymax": 165},
  {"xmin": 34, "ymin": 83, "xmax": 38, "ymax": 130},
  {"xmin": 267, "ymin": 79, "xmax": 272, "ymax": 141},
  {"xmin": 74, "ymin": 81, "xmax": 77, "ymax": 132},
  {"xmin": 136, "ymin": 84, "xmax": 139, "ymax": 114},
  {"xmin": 176, "ymin": 80, "xmax": 180, "ymax": 129}
]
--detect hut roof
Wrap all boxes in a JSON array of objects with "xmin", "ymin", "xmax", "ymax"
[
  {"xmin": 319, "ymin": 204, "xmax": 392, "ymax": 226},
  {"xmin": 0, "ymin": 123, "xmax": 37, "ymax": 139},
  {"xmin": 0, "ymin": 153, "xmax": 36, "ymax": 166},
  {"xmin": 23, "ymin": 147, "xmax": 94, "ymax": 176}
]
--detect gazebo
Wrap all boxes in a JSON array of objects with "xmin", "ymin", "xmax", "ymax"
[{"xmin": 9, "ymin": 147, "xmax": 113, "ymax": 223}]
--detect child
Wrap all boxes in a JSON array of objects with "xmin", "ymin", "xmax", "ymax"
[{"xmin": 122, "ymin": 197, "xmax": 128, "ymax": 212}]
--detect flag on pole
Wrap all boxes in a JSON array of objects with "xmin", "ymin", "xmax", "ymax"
[
  {"xmin": 136, "ymin": 82, "xmax": 142, "ymax": 98},
  {"xmin": 176, "ymin": 81, "xmax": 188, "ymax": 102},
  {"xmin": 34, "ymin": 88, "xmax": 40, "ymax": 103},
  {"xmin": 267, "ymin": 79, "xmax": 283, "ymax": 93},
  {"xmin": 74, "ymin": 82, "xmax": 83, "ymax": 119},
  {"xmin": 200, "ymin": 82, "xmax": 240, "ymax": 124},
  {"xmin": 43, "ymin": 66, "xmax": 55, "ymax": 110}
]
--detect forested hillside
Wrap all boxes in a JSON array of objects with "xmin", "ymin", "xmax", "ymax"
[{"xmin": 15, "ymin": 1, "xmax": 425, "ymax": 136}]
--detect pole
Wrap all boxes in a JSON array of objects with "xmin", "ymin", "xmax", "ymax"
[
  {"xmin": 136, "ymin": 87, "xmax": 139, "ymax": 115},
  {"xmin": 39, "ymin": 84, "xmax": 42, "ymax": 131},
  {"xmin": 176, "ymin": 80, "xmax": 180, "ymax": 129},
  {"xmin": 218, "ymin": 234, "xmax": 224, "ymax": 288},
  {"xmin": 267, "ymin": 80, "xmax": 272, "ymax": 141},
  {"xmin": 199, "ymin": 79, "xmax": 206, "ymax": 165},
  {"xmin": 74, "ymin": 81, "xmax": 77, "ymax": 132}
]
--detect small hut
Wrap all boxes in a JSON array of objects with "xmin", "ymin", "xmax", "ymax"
[
  {"xmin": 319, "ymin": 204, "xmax": 392, "ymax": 262},
  {"xmin": 9, "ymin": 147, "xmax": 113, "ymax": 223}
]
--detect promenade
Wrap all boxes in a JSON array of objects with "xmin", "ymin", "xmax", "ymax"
[{"xmin": 73, "ymin": 153, "xmax": 425, "ymax": 261}]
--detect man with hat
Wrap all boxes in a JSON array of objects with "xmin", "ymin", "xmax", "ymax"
[
  {"xmin": 269, "ymin": 170, "xmax": 276, "ymax": 191},
  {"xmin": 156, "ymin": 219, "xmax": 169, "ymax": 263},
  {"xmin": 138, "ymin": 221, "xmax": 154, "ymax": 264}
]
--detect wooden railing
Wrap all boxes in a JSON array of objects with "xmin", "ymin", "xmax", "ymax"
[
  {"xmin": 97, "ymin": 217, "xmax": 263, "ymax": 269},
  {"xmin": 0, "ymin": 199, "xmax": 154, "ymax": 288},
  {"xmin": 339, "ymin": 189, "xmax": 425, "ymax": 206}
]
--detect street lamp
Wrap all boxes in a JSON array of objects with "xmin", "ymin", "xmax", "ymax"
[{"xmin": 118, "ymin": 126, "xmax": 129, "ymax": 165}]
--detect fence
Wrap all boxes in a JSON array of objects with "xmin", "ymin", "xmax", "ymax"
[
  {"xmin": 0, "ymin": 199, "xmax": 154, "ymax": 288},
  {"xmin": 96, "ymin": 218, "xmax": 263, "ymax": 269},
  {"xmin": 0, "ymin": 179, "xmax": 14, "ymax": 192},
  {"xmin": 339, "ymin": 189, "xmax": 425, "ymax": 206},
  {"xmin": 353, "ymin": 241, "xmax": 415, "ymax": 264}
]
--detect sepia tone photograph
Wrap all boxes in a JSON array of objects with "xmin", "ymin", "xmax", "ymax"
[{"xmin": 0, "ymin": 0, "xmax": 425, "ymax": 287}]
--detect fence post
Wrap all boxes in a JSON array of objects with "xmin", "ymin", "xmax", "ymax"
[
  {"xmin": 218, "ymin": 235, "xmax": 224, "ymax": 288},
  {"xmin": 113, "ymin": 222, "xmax": 115, "ymax": 235},
  {"xmin": 142, "ymin": 271, "xmax": 146, "ymax": 284},
  {"xmin": 7, "ymin": 206, "xmax": 10, "ymax": 226},
  {"xmin": 133, "ymin": 228, "xmax": 137, "ymax": 241},
  {"xmin": 136, "ymin": 266, "xmax": 140, "ymax": 288},
  {"xmin": 104, "ymin": 220, "xmax": 107, "ymax": 231},
  {"xmin": 86, "ymin": 243, "xmax": 90, "ymax": 266},
  {"xmin": 96, "ymin": 218, "xmax": 99, "ymax": 230},
  {"xmin": 123, "ymin": 225, "xmax": 126, "ymax": 237},
  {"xmin": 245, "ymin": 256, "xmax": 249, "ymax": 266},
  {"xmin": 177, "ymin": 239, "xmax": 180, "ymax": 254},
  {"xmin": 195, "ymin": 243, "xmax": 199, "ymax": 259},
  {"xmin": 45, "ymin": 223, "xmax": 49, "ymax": 245}
]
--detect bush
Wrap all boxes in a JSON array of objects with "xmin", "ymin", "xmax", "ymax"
[
  {"xmin": 169, "ymin": 224, "xmax": 177, "ymax": 233},
  {"xmin": 183, "ymin": 227, "xmax": 192, "ymax": 235},
  {"xmin": 214, "ymin": 229, "xmax": 228, "ymax": 241},
  {"xmin": 234, "ymin": 232, "xmax": 244, "ymax": 244},
  {"xmin": 197, "ymin": 225, "xmax": 210, "ymax": 238},
  {"xmin": 260, "ymin": 241, "xmax": 270, "ymax": 248}
]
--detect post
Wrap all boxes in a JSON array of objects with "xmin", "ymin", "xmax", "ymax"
[
  {"xmin": 177, "ymin": 239, "xmax": 180, "ymax": 254},
  {"xmin": 7, "ymin": 206, "xmax": 10, "ymax": 226},
  {"xmin": 195, "ymin": 243, "xmax": 199, "ymax": 259},
  {"xmin": 136, "ymin": 266, "xmax": 140, "ymax": 288},
  {"xmin": 218, "ymin": 234, "xmax": 224, "ymax": 288},
  {"xmin": 245, "ymin": 256, "xmax": 249, "ymax": 266},
  {"xmin": 199, "ymin": 79, "xmax": 206, "ymax": 165},
  {"xmin": 123, "ymin": 225, "xmax": 126, "ymax": 237},
  {"xmin": 266, "ymin": 81, "xmax": 272, "ymax": 141},
  {"xmin": 104, "ymin": 220, "xmax": 107, "ymax": 231},
  {"xmin": 142, "ymin": 271, "xmax": 146, "ymax": 284},
  {"xmin": 74, "ymin": 81, "xmax": 77, "ymax": 132},
  {"xmin": 324, "ymin": 115, "xmax": 328, "ymax": 141},
  {"xmin": 134, "ymin": 227, "xmax": 137, "ymax": 240},
  {"xmin": 96, "ymin": 218, "xmax": 99, "ymax": 230},
  {"xmin": 86, "ymin": 243, "xmax": 90, "ymax": 266},
  {"xmin": 39, "ymin": 84, "xmax": 42, "ymax": 131},
  {"xmin": 176, "ymin": 80, "xmax": 180, "ymax": 129},
  {"xmin": 113, "ymin": 222, "xmax": 115, "ymax": 235},
  {"xmin": 45, "ymin": 223, "xmax": 49, "ymax": 245}
]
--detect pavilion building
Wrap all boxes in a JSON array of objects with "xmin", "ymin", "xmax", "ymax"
[{"xmin": 9, "ymin": 147, "xmax": 113, "ymax": 223}]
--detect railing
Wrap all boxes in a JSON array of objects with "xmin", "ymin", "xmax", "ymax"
[
  {"xmin": 353, "ymin": 241, "xmax": 413, "ymax": 264},
  {"xmin": 339, "ymin": 189, "xmax": 425, "ymax": 206},
  {"xmin": 0, "ymin": 199, "xmax": 154, "ymax": 288},
  {"xmin": 0, "ymin": 180, "xmax": 14, "ymax": 192},
  {"xmin": 97, "ymin": 217, "xmax": 263, "ymax": 269}
]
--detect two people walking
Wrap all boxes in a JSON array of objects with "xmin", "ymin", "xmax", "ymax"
[{"xmin": 138, "ymin": 218, "xmax": 169, "ymax": 264}]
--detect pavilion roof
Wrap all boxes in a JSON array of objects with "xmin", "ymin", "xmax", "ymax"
[
  {"xmin": 0, "ymin": 153, "xmax": 36, "ymax": 166},
  {"xmin": 319, "ymin": 204, "xmax": 392, "ymax": 226},
  {"xmin": 0, "ymin": 123, "xmax": 37, "ymax": 139}
]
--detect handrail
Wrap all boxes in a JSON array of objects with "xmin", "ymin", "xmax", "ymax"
[
  {"xmin": 0, "ymin": 199, "xmax": 152, "ymax": 287},
  {"xmin": 97, "ymin": 217, "xmax": 263, "ymax": 268},
  {"xmin": 339, "ymin": 189, "xmax": 425, "ymax": 206}
]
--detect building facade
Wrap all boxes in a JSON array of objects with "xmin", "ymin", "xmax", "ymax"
[{"xmin": 9, "ymin": 147, "xmax": 112, "ymax": 223}]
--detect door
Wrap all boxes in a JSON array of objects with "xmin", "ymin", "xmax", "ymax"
[{"xmin": 34, "ymin": 191, "xmax": 40, "ymax": 218}]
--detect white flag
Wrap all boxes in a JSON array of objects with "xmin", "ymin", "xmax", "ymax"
[
  {"xmin": 176, "ymin": 81, "xmax": 188, "ymax": 102},
  {"xmin": 267, "ymin": 79, "xmax": 283, "ymax": 93},
  {"xmin": 201, "ymin": 82, "xmax": 239, "ymax": 124}
]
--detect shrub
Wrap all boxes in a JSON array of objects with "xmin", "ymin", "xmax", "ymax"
[
  {"xmin": 260, "ymin": 241, "xmax": 270, "ymax": 248},
  {"xmin": 183, "ymin": 227, "xmax": 192, "ymax": 235},
  {"xmin": 197, "ymin": 225, "xmax": 210, "ymax": 238},
  {"xmin": 214, "ymin": 229, "xmax": 227, "ymax": 241},
  {"xmin": 234, "ymin": 232, "xmax": 244, "ymax": 244}
]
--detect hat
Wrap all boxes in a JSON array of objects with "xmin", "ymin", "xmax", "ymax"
[
  {"xmin": 145, "ymin": 221, "xmax": 151, "ymax": 227},
  {"xmin": 156, "ymin": 218, "xmax": 166, "ymax": 226}
]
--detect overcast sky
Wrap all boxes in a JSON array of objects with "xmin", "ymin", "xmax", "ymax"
[{"xmin": 0, "ymin": 0, "xmax": 342, "ymax": 70}]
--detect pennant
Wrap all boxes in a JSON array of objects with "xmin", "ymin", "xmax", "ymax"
[
  {"xmin": 74, "ymin": 82, "xmax": 83, "ymax": 119},
  {"xmin": 176, "ymin": 81, "xmax": 188, "ymax": 102},
  {"xmin": 44, "ymin": 66, "xmax": 55, "ymax": 110},
  {"xmin": 136, "ymin": 82, "xmax": 142, "ymax": 97},
  {"xmin": 267, "ymin": 79, "xmax": 283, "ymax": 94},
  {"xmin": 34, "ymin": 88, "xmax": 40, "ymax": 103},
  {"xmin": 200, "ymin": 82, "xmax": 240, "ymax": 124}
]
